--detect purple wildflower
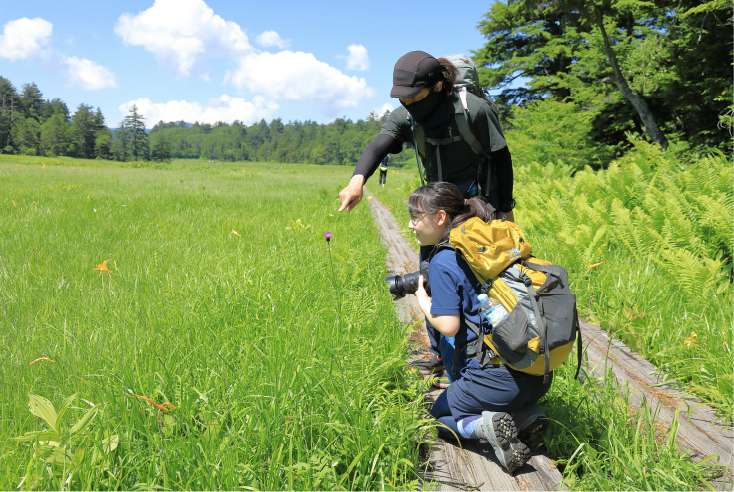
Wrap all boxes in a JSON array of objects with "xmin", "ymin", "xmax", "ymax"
[{"xmin": 324, "ymin": 231, "xmax": 333, "ymax": 242}]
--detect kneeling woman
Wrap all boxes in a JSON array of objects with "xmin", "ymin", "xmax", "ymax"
[{"xmin": 409, "ymin": 182, "xmax": 552, "ymax": 473}]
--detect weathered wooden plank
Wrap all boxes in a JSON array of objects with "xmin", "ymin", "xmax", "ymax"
[
  {"xmin": 582, "ymin": 322, "xmax": 734, "ymax": 490},
  {"xmin": 366, "ymin": 189, "xmax": 565, "ymax": 491}
]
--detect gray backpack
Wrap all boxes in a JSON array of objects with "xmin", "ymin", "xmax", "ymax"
[
  {"xmin": 442, "ymin": 54, "xmax": 497, "ymax": 111},
  {"xmin": 409, "ymin": 54, "xmax": 498, "ymax": 192}
]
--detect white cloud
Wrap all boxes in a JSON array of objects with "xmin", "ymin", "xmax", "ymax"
[
  {"xmin": 374, "ymin": 103, "xmax": 395, "ymax": 117},
  {"xmin": 119, "ymin": 95, "xmax": 279, "ymax": 126},
  {"xmin": 255, "ymin": 30, "xmax": 289, "ymax": 49},
  {"xmin": 0, "ymin": 17, "xmax": 115, "ymax": 91},
  {"xmin": 341, "ymin": 44, "xmax": 370, "ymax": 71},
  {"xmin": 60, "ymin": 56, "xmax": 117, "ymax": 90},
  {"xmin": 0, "ymin": 18, "xmax": 53, "ymax": 61},
  {"xmin": 115, "ymin": 0, "xmax": 251, "ymax": 77},
  {"xmin": 225, "ymin": 51, "xmax": 374, "ymax": 112}
]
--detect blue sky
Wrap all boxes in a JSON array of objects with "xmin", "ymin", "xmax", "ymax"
[{"xmin": 0, "ymin": 0, "xmax": 498, "ymax": 127}]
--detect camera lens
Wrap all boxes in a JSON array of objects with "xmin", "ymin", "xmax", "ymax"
[
  {"xmin": 402, "ymin": 272, "xmax": 421, "ymax": 295},
  {"xmin": 386, "ymin": 275, "xmax": 407, "ymax": 299}
]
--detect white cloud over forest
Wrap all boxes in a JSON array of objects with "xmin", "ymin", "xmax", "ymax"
[
  {"xmin": 0, "ymin": 18, "xmax": 53, "ymax": 61},
  {"xmin": 224, "ymin": 51, "xmax": 374, "ymax": 113},
  {"xmin": 119, "ymin": 95, "xmax": 279, "ymax": 126},
  {"xmin": 115, "ymin": 0, "xmax": 251, "ymax": 77}
]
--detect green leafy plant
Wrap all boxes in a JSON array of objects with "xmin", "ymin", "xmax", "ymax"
[{"xmin": 12, "ymin": 394, "xmax": 118, "ymax": 490}]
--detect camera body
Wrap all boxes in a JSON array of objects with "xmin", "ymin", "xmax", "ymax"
[{"xmin": 385, "ymin": 260, "xmax": 430, "ymax": 300}]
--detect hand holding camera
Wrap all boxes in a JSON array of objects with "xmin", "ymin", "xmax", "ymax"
[{"xmin": 385, "ymin": 260, "xmax": 430, "ymax": 300}]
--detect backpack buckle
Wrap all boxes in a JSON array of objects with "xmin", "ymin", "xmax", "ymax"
[{"xmin": 520, "ymin": 273, "xmax": 532, "ymax": 287}]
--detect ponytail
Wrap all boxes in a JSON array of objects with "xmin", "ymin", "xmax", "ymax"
[
  {"xmin": 434, "ymin": 57, "xmax": 458, "ymax": 96},
  {"xmin": 408, "ymin": 182, "xmax": 495, "ymax": 243}
]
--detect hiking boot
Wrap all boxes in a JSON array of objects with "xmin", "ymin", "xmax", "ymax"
[
  {"xmin": 511, "ymin": 402, "xmax": 548, "ymax": 439},
  {"xmin": 409, "ymin": 351, "xmax": 444, "ymax": 377},
  {"xmin": 475, "ymin": 411, "xmax": 531, "ymax": 473},
  {"xmin": 430, "ymin": 369, "xmax": 451, "ymax": 389}
]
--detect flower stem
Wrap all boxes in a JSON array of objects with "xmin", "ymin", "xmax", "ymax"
[{"xmin": 327, "ymin": 242, "xmax": 341, "ymax": 325}]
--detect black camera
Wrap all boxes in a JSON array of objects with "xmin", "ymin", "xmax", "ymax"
[{"xmin": 386, "ymin": 260, "xmax": 430, "ymax": 300}]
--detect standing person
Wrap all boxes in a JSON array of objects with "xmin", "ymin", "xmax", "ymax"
[
  {"xmin": 338, "ymin": 51, "xmax": 515, "ymax": 380},
  {"xmin": 408, "ymin": 182, "xmax": 549, "ymax": 473},
  {"xmin": 378, "ymin": 155, "xmax": 389, "ymax": 186}
]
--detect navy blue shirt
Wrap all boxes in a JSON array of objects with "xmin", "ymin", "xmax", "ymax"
[{"xmin": 429, "ymin": 249, "xmax": 488, "ymax": 351}]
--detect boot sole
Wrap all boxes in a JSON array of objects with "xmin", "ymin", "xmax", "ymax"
[
  {"xmin": 517, "ymin": 416, "xmax": 548, "ymax": 440},
  {"xmin": 484, "ymin": 412, "xmax": 531, "ymax": 473}
]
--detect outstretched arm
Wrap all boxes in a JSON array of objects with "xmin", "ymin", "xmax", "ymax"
[{"xmin": 338, "ymin": 134, "xmax": 400, "ymax": 212}]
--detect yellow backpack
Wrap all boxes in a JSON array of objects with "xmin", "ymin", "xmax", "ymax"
[{"xmin": 446, "ymin": 217, "xmax": 582, "ymax": 382}]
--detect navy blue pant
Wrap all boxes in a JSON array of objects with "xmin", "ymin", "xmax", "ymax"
[{"xmin": 430, "ymin": 337, "xmax": 553, "ymax": 441}]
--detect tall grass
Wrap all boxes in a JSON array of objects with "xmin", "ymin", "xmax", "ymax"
[
  {"xmin": 513, "ymin": 139, "xmax": 733, "ymax": 415},
  {"xmin": 0, "ymin": 156, "xmax": 429, "ymax": 490}
]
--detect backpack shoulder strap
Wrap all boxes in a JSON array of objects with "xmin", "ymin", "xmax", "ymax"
[
  {"xmin": 454, "ymin": 90, "xmax": 494, "ymax": 194},
  {"xmin": 408, "ymin": 113, "xmax": 426, "ymax": 186},
  {"xmin": 454, "ymin": 89, "xmax": 489, "ymax": 159},
  {"xmin": 428, "ymin": 242, "xmax": 454, "ymax": 261}
]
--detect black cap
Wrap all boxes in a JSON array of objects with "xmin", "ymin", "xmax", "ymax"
[{"xmin": 390, "ymin": 51, "xmax": 441, "ymax": 99}]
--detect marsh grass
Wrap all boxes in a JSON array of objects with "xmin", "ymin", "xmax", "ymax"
[{"xmin": 0, "ymin": 156, "xmax": 430, "ymax": 490}]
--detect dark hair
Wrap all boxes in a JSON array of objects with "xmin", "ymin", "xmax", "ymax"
[
  {"xmin": 433, "ymin": 58, "xmax": 458, "ymax": 96},
  {"xmin": 408, "ymin": 182, "xmax": 495, "ymax": 243}
]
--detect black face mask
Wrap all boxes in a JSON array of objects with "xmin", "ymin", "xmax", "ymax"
[{"xmin": 402, "ymin": 91, "xmax": 448, "ymax": 138}]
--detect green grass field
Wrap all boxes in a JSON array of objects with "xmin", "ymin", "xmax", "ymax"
[
  {"xmin": 2, "ymin": 154, "xmax": 731, "ymax": 491},
  {"xmin": 0, "ymin": 155, "xmax": 429, "ymax": 490}
]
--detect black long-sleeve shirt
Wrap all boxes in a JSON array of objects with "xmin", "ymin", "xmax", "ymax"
[{"xmin": 353, "ymin": 92, "xmax": 513, "ymax": 207}]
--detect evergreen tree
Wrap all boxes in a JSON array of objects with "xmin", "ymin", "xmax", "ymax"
[
  {"xmin": 0, "ymin": 77, "xmax": 20, "ymax": 153},
  {"xmin": 93, "ymin": 107, "xmax": 112, "ymax": 159},
  {"xmin": 150, "ymin": 134, "xmax": 172, "ymax": 162},
  {"xmin": 40, "ymin": 111, "xmax": 74, "ymax": 156},
  {"xmin": 112, "ymin": 121, "xmax": 130, "ymax": 161},
  {"xmin": 124, "ymin": 104, "xmax": 149, "ymax": 161},
  {"xmin": 72, "ymin": 104, "xmax": 97, "ymax": 158},
  {"xmin": 474, "ymin": 0, "xmax": 731, "ymax": 152},
  {"xmin": 20, "ymin": 83, "xmax": 44, "ymax": 121},
  {"xmin": 11, "ymin": 115, "xmax": 40, "ymax": 155},
  {"xmin": 41, "ymin": 98, "xmax": 70, "ymax": 121}
]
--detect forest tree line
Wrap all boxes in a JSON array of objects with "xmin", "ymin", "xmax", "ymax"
[
  {"xmin": 0, "ymin": 0, "xmax": 730, "ymax": 166},
  {"xmin": 0, "ymin": 76, "xmax": 408, "ymax": 165}
]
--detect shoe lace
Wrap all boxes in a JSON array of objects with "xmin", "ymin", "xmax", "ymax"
[
  {"xmin": 419, "ymin": 351, "xmax": 434, "ymax": 361},
  {"xmin": 420, "ymin": 351, "xmax": 441, "ymax": 362}
]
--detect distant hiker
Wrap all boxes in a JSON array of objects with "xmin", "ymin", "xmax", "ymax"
[
  {"xmin": 338, "ymin": 51, "xmax": 516, "ymax": 380},
  {"xmin": 378, "ymin": 155, "xmax": 389, "ymax": 186},
  {"xmin": 407, "ymin": 182, "xmax": 548, "ymax": 473}
]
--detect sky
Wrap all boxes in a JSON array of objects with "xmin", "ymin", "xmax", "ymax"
[{"xmin": 0, "ymin": 0, "xmax": 499, "ymax": 128}]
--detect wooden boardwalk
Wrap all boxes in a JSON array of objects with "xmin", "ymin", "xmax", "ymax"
[{"xmin": 365, "ymin": 189, "xmax": 733, "ymax": 491}]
